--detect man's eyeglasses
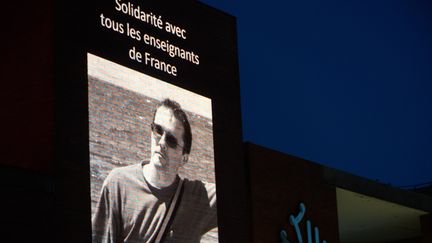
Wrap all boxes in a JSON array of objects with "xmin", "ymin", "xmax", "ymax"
[{"xmin": 151, "ymin": 123, "xmax": 182, "ymax": 149}]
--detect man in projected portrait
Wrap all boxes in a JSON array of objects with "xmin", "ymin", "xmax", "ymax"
[{"xmin": 92, "ymin": 99, "xmax": 217, "ymax": 243}]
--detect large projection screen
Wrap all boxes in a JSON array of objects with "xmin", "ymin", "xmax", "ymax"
[
  {"xmin": 56, "ymin": 1, "xmax": 249, "ymax": 242},
  {"xmin": 88, "ymin": 53, "xmax": 218, "ymax": 242}
]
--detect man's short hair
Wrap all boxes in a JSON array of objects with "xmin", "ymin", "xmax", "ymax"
[{"xmin": 152, "ymin": 99, "xmax": 192, "ymax": 155}]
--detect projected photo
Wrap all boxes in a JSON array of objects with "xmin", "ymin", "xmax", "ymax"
[{"xmin": 88, "ymin": 53, "xmax": 218, "ymax": 243}]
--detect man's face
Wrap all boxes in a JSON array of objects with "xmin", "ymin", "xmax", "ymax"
[{"xmin": 150, "ymin": 106, "xmax": 186, "ymax": 172}]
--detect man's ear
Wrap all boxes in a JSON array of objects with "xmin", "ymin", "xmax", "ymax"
[{"xmin": 181, "ymin": 154, "xmax": 189, "ymax": 165}]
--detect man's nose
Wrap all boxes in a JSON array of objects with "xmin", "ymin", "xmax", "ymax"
[{"xmin": 158, "ymin": 132, "xmax": 168, "ymax": 150}]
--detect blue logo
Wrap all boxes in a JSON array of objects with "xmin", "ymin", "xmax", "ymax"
[{"xmin": 280, "ymin": 203, "xmax": 328, "ymax": 243}]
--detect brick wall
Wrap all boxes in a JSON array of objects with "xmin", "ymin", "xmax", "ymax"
[
  {"xmin": 246, "ymin": 143, "xmax": 340, "ymax": 243},
  {"xmin": 421, "ymin": 214, "xmax": 432, "ymax": 243},
  {"xmin": 89, "ymin": 77, "xmax": 215, "ymax": 213}
]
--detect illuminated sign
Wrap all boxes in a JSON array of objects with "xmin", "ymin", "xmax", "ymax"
[
  {"xmin": 280, "ymin": 203, "xmax": 328, "ymax": 243},
  {"xmin": 60, "ymin": 1, "xmax": 249, "ymax": 242},
  {"xmin": 55, "ymin": 0, "xmax": 247, "ymax": 241}
]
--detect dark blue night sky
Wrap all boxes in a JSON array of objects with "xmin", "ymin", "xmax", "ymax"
[{"xmin": 201, "ymin": 0, "xmax": 432, "ymax": 187}]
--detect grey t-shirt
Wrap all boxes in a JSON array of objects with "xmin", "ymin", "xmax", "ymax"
[{"xmin": 92, "ymin": 162, "xmax": 217, "ymax": 243}]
